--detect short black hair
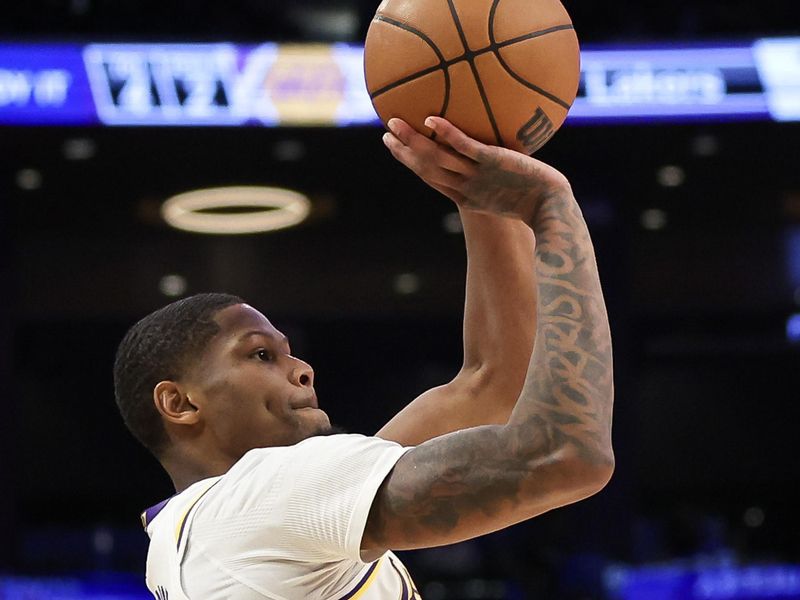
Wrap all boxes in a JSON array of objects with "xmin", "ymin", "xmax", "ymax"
[{"xmin": 113, "ymin": 292, "xmax": 243, "ymax": 457}]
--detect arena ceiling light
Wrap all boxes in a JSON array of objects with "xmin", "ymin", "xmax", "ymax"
[{"xmin": 161, "ymin": 186, "xmax": 311, "ymax": 235}]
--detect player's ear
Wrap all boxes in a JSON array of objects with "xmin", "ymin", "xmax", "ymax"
[{"xmin": 153, "ymin": 381, "xmax": 200, "ymax": 426}]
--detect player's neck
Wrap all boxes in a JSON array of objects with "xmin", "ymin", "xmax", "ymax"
[{"xmin": 162, "ymin": 447, "xmax": 237, "ymax": 493}]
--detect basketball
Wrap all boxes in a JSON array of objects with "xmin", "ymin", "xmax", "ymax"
[{"xmin": 364, "ymin": 0, "xmax": 580, "ymax": 155}]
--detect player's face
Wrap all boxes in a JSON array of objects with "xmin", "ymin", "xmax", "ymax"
[{"xmin": 188, "ymin": 303, "xmax": 331, "ymax": 459}]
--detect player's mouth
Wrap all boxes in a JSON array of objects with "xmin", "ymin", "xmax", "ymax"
[{"xmin": 289, "ymin": 394, "xmax": 319, "ymax": 410}]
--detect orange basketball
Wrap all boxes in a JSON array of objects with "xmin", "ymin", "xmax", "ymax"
[{"xmin": 364, "ymin": 0, "xmax": 580, "ymax": 155}]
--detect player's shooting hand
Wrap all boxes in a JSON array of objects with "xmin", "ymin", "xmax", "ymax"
[{"xmin": 382, "ymin": 116, "xmax": 570, "ymax": 222}]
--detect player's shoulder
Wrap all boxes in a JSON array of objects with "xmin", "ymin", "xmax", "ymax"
[
  {"xmin": 144, "ymin": 435, "xmax": 404, "ymax": 524},
  {"xmin": 219, "ymin": 434, "xmax": 404, "ymax": 487},
  {"xmin": 292, "ymin": 432, "xmax": 404, "ymax": 453},
  {"xmin": 187, "ymin": 434, "xmax": 406, "ymax": 522},
  {"xmin": 238, "ymin": 433, "xmax": 403, "ymax": 466}
]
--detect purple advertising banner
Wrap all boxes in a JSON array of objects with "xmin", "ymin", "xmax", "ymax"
[{"xmin": 0, "ymin": 44, "xmax": 97, "ymax": 125}]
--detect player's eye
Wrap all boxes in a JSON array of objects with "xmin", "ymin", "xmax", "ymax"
[{"xmin": 254, "ymin": 349, "xmax": 273, "ymax": 362}]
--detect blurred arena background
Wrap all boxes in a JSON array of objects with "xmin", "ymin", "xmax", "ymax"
[{"xmin": 1, "ymin": 1, "xmax": 799, "ymax": 598}]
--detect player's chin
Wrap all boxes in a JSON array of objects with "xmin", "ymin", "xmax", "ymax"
[{"xmin": 297, "ymin": 407, "xmax": 332, "ymax": 436}]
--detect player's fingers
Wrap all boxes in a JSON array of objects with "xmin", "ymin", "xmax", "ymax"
[
  {"xmin": 424, "ymin": 117, "xmax": 486, "ymax": 162},
  {"xmin": 434, "ymin": 145, "xmax": 479, "ymax": 176},
  {"xmin": 383, "ymin": 133, "xmax": 465, "ymax": 190},
  {"xmin": 388, "ymin": 118, "xmax": 476, "ymax": 175},
  {"xmin": 382, "ymin": 131, "xmax": 416, "ymax": 167},
  {"xmin": 387, "ymin": 118, "xmax": 433, "ymax": 152}
]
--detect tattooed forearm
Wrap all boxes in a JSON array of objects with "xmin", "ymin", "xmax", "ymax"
[{"xmin": 509, "ymin": 193, "xmax": 614, "ymax": 463}]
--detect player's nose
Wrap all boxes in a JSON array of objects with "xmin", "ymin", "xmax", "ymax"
[{"xmin": 290, "ymin": 357, "xmax": 314, "ymax": 388}]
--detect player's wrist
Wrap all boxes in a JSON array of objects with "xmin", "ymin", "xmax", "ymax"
[{"xmin": 522, "ymin": 182, "xmax": 575, "ymax": 228}]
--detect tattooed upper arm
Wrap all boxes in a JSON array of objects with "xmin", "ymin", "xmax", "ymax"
[{"xmin": 362, "ymin": 421, "xmax": 609, "ymax": 554}]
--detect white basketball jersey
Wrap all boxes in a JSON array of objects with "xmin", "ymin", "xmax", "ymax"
[{"xmin": 141, "ymin": 434, "xmax": 421, "ymax": 599}]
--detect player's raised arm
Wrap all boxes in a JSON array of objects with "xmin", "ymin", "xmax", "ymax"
[
  {"xmin": 376, "ymin": 196, "xmax": 538, "ymax": 445},
  {"xmin": 363, "ymin": 118, "xmax": 613, "ymax": 555}
]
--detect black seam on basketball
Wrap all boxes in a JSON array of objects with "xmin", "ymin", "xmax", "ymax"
[
  {"xmin": 469, "ymin": 62, "xmax": 503, "ymax": 146},
  {"xmin": 369, "ymin": 64, "xmax": 442, "ymax": 99},
  {"xmin": 369, "ymin": 15, "xmax": 450, "ymax": 111},
  {"xmin": 488, "ymin": 0, "xmax": 572, "ymax": 110},
  {"xmin": 493, "ymin": 50, "xmax": 572, "ymax": 110},
  {"xmin": 374, "ymin": 15, "xmax": 448, "ymax": 62},
  {"xmin": 447, "ymin": 0, "xmax": 504, "ymax": 146},
  {"xmin": 496, "ymin": 24, "xmax": 575, "ymax": 50},
  {"xmin": 445, "ymin": 0, "xmax": 470, "ymax": 53},
  {"xmin": 439, "ymin": 23, "xmax": 574, "ymax": 70},
  {"xmin": 440, "ymin": 68, "xmax": 451, "ymax": 119}
]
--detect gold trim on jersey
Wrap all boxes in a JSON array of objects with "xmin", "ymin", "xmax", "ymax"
[
  {"xmin": 339, "ymin": 556, "xmax": 385, "ymax": 600},
  {"xmin": 174, "ymin": 480, "xmax": 220, "ymax": 549}
]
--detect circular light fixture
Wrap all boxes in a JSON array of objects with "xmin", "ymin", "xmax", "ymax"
[{"xmin": 161, "ymin": 186, "xmax": 311, "ymax": 235}]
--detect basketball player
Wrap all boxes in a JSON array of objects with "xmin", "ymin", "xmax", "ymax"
[{"xmin": 114, "ymin": 117, "xmax": 614, "ymax": 599}]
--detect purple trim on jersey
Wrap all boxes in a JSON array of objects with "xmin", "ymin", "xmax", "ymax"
[
  {"xmin": 338, "ymin": 561, "xmax": 379, "ymax": 600},
  {"xmin": 142, "ymin": 497, "xmax": 173, "ymax": 529},
  {"xmin": 388, "ymin": 556, "xmax": 409, "ymax": 600}
]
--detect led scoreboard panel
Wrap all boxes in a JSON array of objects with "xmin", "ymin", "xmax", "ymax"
[
  {"xmin": 0, "ymin": 43, "xmax": 379, "ymax": 126},
  {"xmin": 0, "ymin": 38, "xmax": 798, "ymax": 126}
]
